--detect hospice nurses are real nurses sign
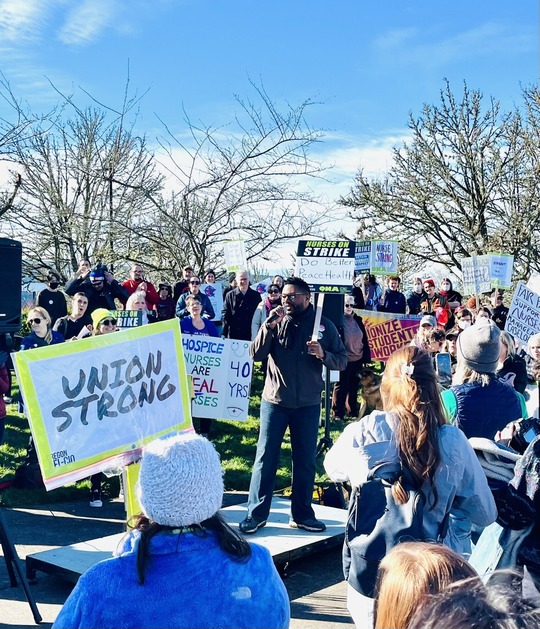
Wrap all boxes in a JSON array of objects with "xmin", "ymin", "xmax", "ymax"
[
  {"xmin": 13, "ymin": 319, "xmax": 192, "ymax": 490},
  {"xmin": 182, "ymin": 336, "xmax": 253, "ymax": 421}
]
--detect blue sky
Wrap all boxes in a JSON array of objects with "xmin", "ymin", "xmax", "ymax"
[{"xmin": 0, "ymin": 0, "xmax": 538, "ymax": 239}]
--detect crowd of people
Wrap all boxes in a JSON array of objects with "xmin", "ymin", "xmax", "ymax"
[{"xmin": 2, "ymin": 259, "xmax": 540, "ymax": 627}]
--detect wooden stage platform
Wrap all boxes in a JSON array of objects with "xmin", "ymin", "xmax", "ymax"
[{"xmin": 26, "ymin": 498, "xmax": 348, "ymax": 583}]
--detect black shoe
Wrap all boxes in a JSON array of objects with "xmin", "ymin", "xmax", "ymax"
[
  {"xmin": 289, "ymin": 518, "xmax": 326, "ymax": 532},
  {"xmin": 239, "ymin": 517, "xmax": 267, "ymax": 534}
]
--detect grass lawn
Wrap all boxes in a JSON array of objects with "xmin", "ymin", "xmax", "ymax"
[{"xmin": 0, "ymin": 363, "xmax": 345, "ymax": 508}]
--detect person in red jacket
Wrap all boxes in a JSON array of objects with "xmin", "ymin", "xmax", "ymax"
[{"xmin": 121, "ymin": 264, "xmax": 160, "ymax": 311}]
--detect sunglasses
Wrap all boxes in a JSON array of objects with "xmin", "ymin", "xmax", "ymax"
[
  {"xmin": 190, "ymin": 281, "xmax": 200, "ymax": 285},
  {"xmin": 100, "ymin": 318, "xmax": 117, "ymax": 326},
  {"xmin": 29, "ymin": 318, "xmax": 43, "ymax": 324},
  {"xmin": 268, "ymin": 289, "xmax": 280, "ymax": 295},
  {"xmin": 345, "ymin": 302, "xmax": 354, "ymax": 307}
]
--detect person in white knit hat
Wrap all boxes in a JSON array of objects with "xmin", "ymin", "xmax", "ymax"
[{"xmin": 53, "ymin": 433, "xmax": 290, "ymax": 629}]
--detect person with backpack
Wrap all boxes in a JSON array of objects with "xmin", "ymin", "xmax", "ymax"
[{"xmin": 324, "ymin": 346, "xmax": 496, "ymax": 628}]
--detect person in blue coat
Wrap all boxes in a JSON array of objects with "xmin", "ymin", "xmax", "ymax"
[
  {"xmin": 52, "ymin": 433, "xmax": 290, "ymax": 629},
  {"xmin": 175, "ymin": 275, "xmax": 215, "ymax": 320}
]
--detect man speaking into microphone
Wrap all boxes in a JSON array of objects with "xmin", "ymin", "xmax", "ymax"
[{"xmin": 240, "ymin": 277, "xmax": 347, "ymax": 534}]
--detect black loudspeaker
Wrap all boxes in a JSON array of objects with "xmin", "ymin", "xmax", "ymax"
[
  {"xmin": 0, "ymin": 238, "xmax": 22, "ymax": 334},
  {"xmin": 320, "ymin": 293, "xmax": 345, "ymax": 329}
]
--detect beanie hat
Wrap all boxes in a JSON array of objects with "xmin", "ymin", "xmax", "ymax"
[
  {"xmin": 89, "ymin": 269, "xmax": 104, "ymax": 281},
  {"xmin": 423, "ymin": 278, "xmax": 436, "ymax": 288},
  {"xmin": 91, "ymin": 308, "xmax": 115, "ymax": 328},
  {"xmin": 137, "ymin": 433, "xmax": 224, "ymax": 527},
  {"xmin": 456, "ymin": 319, "xmax": 500, "ymax": 373}
]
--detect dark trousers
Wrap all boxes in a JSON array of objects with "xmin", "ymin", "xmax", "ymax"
[
  {"xmin": 247, "ymin": 400, "xmax": 320, "ymax": 523},
  {"xmin": 332, "ymin": 359, "xmax": 362, "ymax": 418}
]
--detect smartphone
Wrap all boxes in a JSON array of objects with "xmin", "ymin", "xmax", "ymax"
[{"xmin": 435, "ymin": 353, "xmax": 452, "ymax": 387}]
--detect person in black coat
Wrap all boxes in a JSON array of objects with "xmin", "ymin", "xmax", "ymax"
[
  {"xmin": 65, "ymin": 266, "xmax": 129, "ymax": 315},
  {"xmin": 222, "ymin": 270, "xmax": 262, "ymax": 341}
]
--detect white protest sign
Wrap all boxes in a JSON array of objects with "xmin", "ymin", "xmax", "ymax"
[
  {"xmin": 181, "ymin": 336, "xmax": 253, "ymax": 420},
  {"xmin": 224, "ymin": 239, "xmax": 247, "ymax": 273},
  {"xmin": 505, "ymin": 281, "xmax": 540, "ymax": 345},
  {"xmin": 370, "ymin": 240, "xmax": 398, "ymax": 275},
  {"xmin": 489, "ymin": 253, "xmax": 514, "ymax": 289},
  {"xmin": 461, "ymin": 255, "xmax": 491, "ymax": 295},
  {"xmin": 295, "ymin": 239, "xmax": 355, "ymax": 293},
  {"xmin": 12, "ymin": 320, "xmax": 192, "ymax": 490},
  {"xmin": 200, "ymin": 283, "xmax": 223, "ymax": 321}
]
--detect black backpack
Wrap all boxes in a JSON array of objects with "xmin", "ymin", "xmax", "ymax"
[{"xmin": 343, "ymin": 462, "xmax": 448, "ymax": 598}]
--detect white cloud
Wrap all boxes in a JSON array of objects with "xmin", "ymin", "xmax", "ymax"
[
  {"xmin": 57, "ymin": 0, "xmax": 120, "ymax": 45},
  {"xmin": 376, "ymin": 21, "xmax": 535, "ymax": 69},
  {"xmin": 0, "ymin": 0, "xmax": 58, "ymax": 42}
]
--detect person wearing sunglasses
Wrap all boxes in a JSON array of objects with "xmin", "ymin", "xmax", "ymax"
[
  {"xmin": 21, "ymin": 307, "xmax": 65, "ymax": 350},
  {"xmin": 251, "ymin": 283, "xmax": 282, "ymax": 341},
  {"xmin": 332, "ymin": 297, "xmax": 371, "ymax": 421},
  {"xmin": 17, "ymin": 307, "xmax": 65, "ymax": 484},
  {"xmin": 91, "ymin": 309, "xmax": 118, "ymax": 336},
  {"xmin": 175, "ymin": 276, "xmax": 215, "ymax": 321}
]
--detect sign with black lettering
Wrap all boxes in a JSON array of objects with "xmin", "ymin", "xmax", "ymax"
[
  {"xmin": 12, "ymin": 319, "xmax": 192, "ymax": 490},
  {"xmin": 505, "ymin": 281, "xmax": 540, "ymax": 344},
  {"xmin": 295, "ymin": 239, "xmax": 355, "ymax": 293},
  {"xmin": 182, "ymin": 337, "xmax": 253, "ymax": 420}
]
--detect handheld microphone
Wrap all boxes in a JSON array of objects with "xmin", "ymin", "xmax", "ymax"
[{"xmin": 266, "ymin": 308, "xmax": 284, "ymax": 324}]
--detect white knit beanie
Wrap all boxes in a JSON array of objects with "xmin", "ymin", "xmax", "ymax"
[{"xmin": 137, "ymin": 433, "xmax": 224, "ymax": 527}]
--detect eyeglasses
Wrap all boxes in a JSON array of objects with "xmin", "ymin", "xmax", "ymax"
[
  {"xmin": 268, "ymin": 289, "xmax": 280, "ymax": 295},
  {"xmin": 345, "ymin": 302, "xmax": 354, "ymax": 307},
  {"xmin": 100, "ymin": 318, "xmax": 117, "ymax": 326},
  {"xmin": 190, "ymin": 281, "xmax": 200, "ymax": 285},
  {"xmin": 28, "ymin": 318, "xmax": 42, "ymax": 324},
  {"xmin": 282, "ymin": 293, "xmax": 307, "ymax": 301}
]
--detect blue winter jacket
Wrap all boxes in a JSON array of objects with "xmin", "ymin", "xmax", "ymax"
[
  {"xmin": 442, "ymin": 378, "xmax": 524, "ymax": 439},
  {"xmin": 52, "ymin": 529, "xmax": 290, "ymax": 629}
]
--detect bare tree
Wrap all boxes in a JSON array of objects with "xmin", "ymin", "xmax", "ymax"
[
  {"xmin": 139, "ymin": 82, "xmax": 333, "ymax": 273},
  {"xmin": 340, "ymin": 80, "xmax": 540, "ymax": 280},
  {"xmin": 5, "ymin": 105, "xmax": 164, "ymax": 280}
]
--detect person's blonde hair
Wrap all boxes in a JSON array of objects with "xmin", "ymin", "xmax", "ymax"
[
  {"xmin": 374, "ymin": 542, "xmax": 478, "ymax": 629},
  {"xmin": 499, "ymin": 330, "xmax": 516, "ymax": 358},
  {"xmin": 27, "ymin": 306, "xmax": 52, "ymax": 344},
  {"xmin": 452, "ymin": 362, "xmax": 491, "ymax": 387},
  {"xmin": 381, "ymin": 346, "xmax": 446, "ymax": 506},
  {"xmin": 126, "ymin": 291, "xmax": 147, "ymax": 311}
]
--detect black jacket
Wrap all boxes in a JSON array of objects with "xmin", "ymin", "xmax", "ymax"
[{"xmin": 222, "ymin": 287, "xmax": 261, "ymax": 340}]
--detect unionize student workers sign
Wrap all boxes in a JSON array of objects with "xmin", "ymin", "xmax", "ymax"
[{"xmin": 12, "ymin": 319, "xmax": 192, "ymax": 490}]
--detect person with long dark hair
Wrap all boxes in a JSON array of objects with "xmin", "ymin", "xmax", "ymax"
[
  {"xmin": 53, "ymin": 433, "xmax": 290, "ymax": 629},
  {"xmin": 324, "ymin": 346, "xmax": 496, "ymax": 627}
]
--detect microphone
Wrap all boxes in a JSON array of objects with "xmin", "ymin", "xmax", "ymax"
[{"xmin": 266, "ymin": 308, "xmax": 284, "ymax": 324}]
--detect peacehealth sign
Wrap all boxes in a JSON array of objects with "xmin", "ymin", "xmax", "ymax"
[
  {"xmin": 295, "ymin": 239, "xmax": 355, "ymax": 293},
  {"xmin": 12, "ymin": 319, "xmax": 192, "ymax": 490}
]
